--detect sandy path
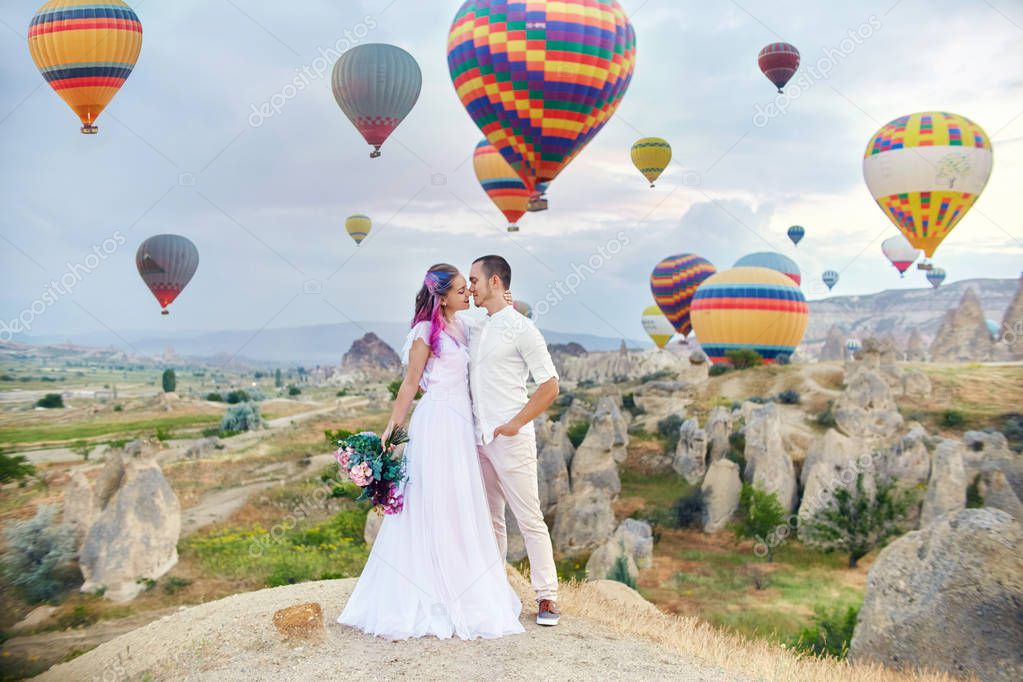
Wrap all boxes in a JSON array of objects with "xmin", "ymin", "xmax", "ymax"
[{"xmin": 34, "ymin": 579, "xmax": 744, "ymax": 682}]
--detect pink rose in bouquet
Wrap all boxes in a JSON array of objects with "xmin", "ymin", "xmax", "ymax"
[
  {"xmin": 334, "ymin": 446, "xmax": 352, "ymax": 470},
  {"xmin": 348, "ymin": 461, "xmax": 373, "ymax": 487}
]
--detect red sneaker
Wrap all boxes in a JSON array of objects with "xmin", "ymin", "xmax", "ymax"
[{"xmin": 536, "ymin": 599, "xmax": 560, "ymax": 626}]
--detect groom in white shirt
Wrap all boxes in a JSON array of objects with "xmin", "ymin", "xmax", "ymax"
[{"xmin": 467, "ymin": 255, "xmax": 562, "ymax": 626}]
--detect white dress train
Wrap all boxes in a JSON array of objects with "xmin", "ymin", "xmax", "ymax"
[{"xmin": 337, "ymin": 320, "xmax": 524, "ymax": 640}]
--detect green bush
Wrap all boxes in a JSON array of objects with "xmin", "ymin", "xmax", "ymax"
[
  {"xmin": 708, "ymin": 364, "xmax": 731, "ymax": 377},
  {"xmin": 790, "ymin": 604, "xmax": 860, "ymax": 659},
  {"xmin": 36, "ymin": 393, "xmax": 64, "ymax": 409},
  {"xmin": 113, "ymin": 404, "xmax": 123, "ymax": 412},
  {"xmin": 657, "ymin": 414, "xmax": 685, "ymax": 452},
  {"xmin": 673, "ymin": 489, "xmax": 706, "ymax": 529},
  {"xmin": 776, "ymin": 389, "xmax": 801, "ymax": 405},
  {"xmin": 966, "ymin": 474, "xmax": 984, "ymax": 508},
  {"xmin": 0, "ymin": 452, "xmax": 36, "ymax": 483},
  {"xmin": 724, "ymin": 348, "xmax": 764, "ymax": 369},
  {"xmin": 607, "ymin": 551, "xmax": 637, "ymax": 589},
  {"xmin": 161, "ymin": 368, "xmax": 176, "ymax": 393},
  {"xmin": 1, "ymin": 505, "xmax": 77, "ymax": 603},
  {"xmin": 205, "ymin": 392, "xmax": 224, "ymax": 402},
  {"xmin": 816, "ymin": 401, "xmax": 837, "ymax": 428},
  {"xmin": 732, "ymin": 485, "xmax": 787, "ymax": 562},
  {"xmin": 221, "ymin": 403, "xmax": 262, "ymax": 433},
  {"xmin": 621, "ymin": 393, "xmax": 637, "ymax": 411},
  {"xmin": 941, "ymin": 409, "xmax": 966, "ymax": 428},
  {"xmin": 274, "ymin": 369, "xmax": 283, "ymax": 388},
  {"xmin": 287, "ymin": 386, "xmax": 301, "ymax": 397},
  {"xmin": 162, "ymin": 576, "xmax": 192, "ymax": 595},
  {"xmin": 567, "ymin": 421, "xmax": 590, "ymax": 448},
  {"xmin": 154, "ymin": 427, "xmax": 173, "ymax": 442},
  {"xmin": 225, "ymin": 389, "xmax": 250, "ymax": 404}
]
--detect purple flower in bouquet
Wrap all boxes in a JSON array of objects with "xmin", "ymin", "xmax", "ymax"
[{"xmin": 348, "ymin": 461, "xmax": 373, "ymax": 487}]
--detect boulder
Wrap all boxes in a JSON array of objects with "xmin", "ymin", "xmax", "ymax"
[
  {"xmin": 798, "ymin": 430, "xmax": 873, "ymax": 532},
  {"xmin": 535, "ymin": 417, "xmax": 573, "ymax": 516},
  {"xmin": 929, "ymin": 287, "xmax": 995, "ymax": 362},
  {"xmin": 961, "ymin": 430, "xmax": 1016, "ymax": 485},
  {"xmin": 704, "ymin": 406, "xmax": 733, "ymax": 463},
  {"xmin": 899, "ymin": 370, "xmax": 931, "ymax": 399},
  {"xmin": 594, "ymin": 396, "xmax": 629, "ymax": 464},
  {"xmin": 62, "ymin": 470, "xmax": 98, "ymax": 550},
  {"xmin": 272, "ymin": 603, "xmax": 324, "ymax": 639},
  {"xmin": 743, "ymin": 403, "xmax": 797, "ymax": 512},
  {"xmin": 569, "ymin": 411, "xmax": 622, "ymax": 497},
  {"xmin": 672, "ymin": 418, "xmax": 708, "ymax": 484},
  {"xmin": 184, "ymin": 436, "xmax": 220, "ymax": 459},
  {"xmin": 978, "ymin": 470, "xmax": 1023, "ymax": 520},
  {"xmin": 849, "ymin": 509, "xmax": 1023, "ymax": 682},
  {"xmin": 833, "ymin": 368, "xmax": 903, "ymax": 440},
  {"xmin": 551, "ymin": 489, "xmax": 616, "ymax": 556},
  {"xmin": 79, "ymin": 457, "xmax": 181, "ymax": 602},
  {"xmin": 632, "ymin": 380, "xmax": 695, "ymax": 424},
  {"xmin": 701, "ymin": 459, "xmax": 741, "ymax": 533},
  {"xmin": 879, "ymin": 426, "xmax": 932, "ymax": 513},
  {"xmin": 688, "ymin": 350, "xmax": 707, "ymax": 365},
  {"xmin": 920, "ymin": 439, "xmax": 966, "ymax": 527},
  {"xmin": 585, "ymin": 519, "xmax": 653, "ymax": 580}
]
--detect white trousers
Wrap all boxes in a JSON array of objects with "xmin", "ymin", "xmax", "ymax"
[{"xmin": 477, "ymin": 433, "xmax": 558, "ymax": 602}]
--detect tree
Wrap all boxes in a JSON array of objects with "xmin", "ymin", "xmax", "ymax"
[
  {"xmin": 36, "ymin": 393, "xmax": 64, "ymax": 409},
  {"xmin": 1, "ymin": 505, "xmax": 77, "ymax": 603},
  {"xmin": 162, "ymin": 368, "xmax": 176, "ymax": 393},
  {"xmin": 724, "ymin": 348, "xmax": 764, "ymax": 369},
  {"xmin": 274, "ymin": 368, "xmax": 283, "ymax": 388},
  {"xmin": 732, "ymin": 484, "xmax": 787, "ymax": 562},
  {"xmin": 801, "ymin": 472, "xmax": 913, "ymax": 568},
  {"xmin": 0, "ymin": 452, "xmax": 35, "ymax": 483}
]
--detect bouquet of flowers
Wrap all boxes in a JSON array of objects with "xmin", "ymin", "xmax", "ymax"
[{"xmin": 334, "ymin": 427, "xmax": 410, "ymax": 515}]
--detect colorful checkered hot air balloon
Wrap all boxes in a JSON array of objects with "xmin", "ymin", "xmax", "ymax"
[
  {"xmin": 473, "ymin": 139, "xmax": 531, "ymax": 232},
  {"xmin": 631, "ymin": 138, "xmax": 671, "ymax": 188},
  {"xmin": 447, "ymin": 0, "xmax": 637, "ymax": 200},
  {"xmin": 863, "ymin": 112, "xmax": 993, "ymax": 263},
  {"xmin": 345, "ymin": 215, "xmax": 372, "ymax": 246},
  {"xmin": 691, "ymin": 267, "xmax": 809, "ymax": 365},
  {"xmin": 641, "ymin": 305, "xmax": 674, "ymax": 349},
  {"xmin": 787, "ymin": 225, "xmax": 805, "ymax": 246},
  {"xmin": 881, "ymin": 233, "xmax": 920, "ymax": 277},
  {"xmin": 758, "ymin": 43, "xmax": 799, "ymax": 93},
  {"xmin": 927, "ymin": 267, "xmax": 946, "ymax": 289},
  {"xmin": 28, "ymin": 0, "xmax": 143, "ymax": 134},
  {"xmin": 136, "ymin": 235, "xmax": 199, "ymax": 315},
  {"xmin": 734, "ymin": 252, "xmax": 801, "ymax": 286},
  {"xmin": 650, "ymin": 254, "xmax": 717, "ymax": 337},
  {"xmin": 822, "ymin": 270, "xmax": 839, "ymax": 291},
  {"xmin": 331, "ymin": 44, "xmax": 422, "ymax": 158}
]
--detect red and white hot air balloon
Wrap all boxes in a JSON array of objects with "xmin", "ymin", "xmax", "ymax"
[{"xmin": 881, "ymin": 234, "xmax": 921, "ymax": 278}]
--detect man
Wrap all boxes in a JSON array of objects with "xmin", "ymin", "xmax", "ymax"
[{"xmin": 467, "ymin": 255, "xmax": 561, "ymax": 626}]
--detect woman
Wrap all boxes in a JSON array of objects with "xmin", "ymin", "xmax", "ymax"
[{"xmin": 338, "ymin": 264, "xmax": 525, "ymax": 640}]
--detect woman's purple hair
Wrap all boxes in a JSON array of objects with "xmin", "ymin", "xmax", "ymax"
[{"xmin": 411, "ymin": 263, "xmax": 458, "ymax": 356}]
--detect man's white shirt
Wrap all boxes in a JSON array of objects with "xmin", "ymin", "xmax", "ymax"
[{"xmin": 462, "ymin": 306, "xmax": 558, "ymax": 446}]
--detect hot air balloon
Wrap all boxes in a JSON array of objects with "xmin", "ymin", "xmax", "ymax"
[
  {"xmin": 787, "ymin": 225, "xmax": 805, "ymax": 246},
  {"xmin": 28, "ymin": 0, "xmax": 143, "ymax": 134},
  {"xmin": 691, "ymin": 267, "xmax": 808, "ymax": 365},
  {"xmin": 513, "ymin": 300, "xmax": 533, "ymax": 319},
  {"xmin": 447, "ymin": 0, "xmax": 636, "ymax": 200},
  {"xmin": 631, "ymin": 138, "xmax": 671, "ymax": 188},
  {"xmin": 758, "ymin": 43, "xmax": 800, "ymax": 93},
  {"xmin": 927, "ymin": 268, "xmax": 946, "ymax": 289},
  {"xmin": 985, "ymin": 319, "xmax": 1000, "ymax": 340},
  {"xmin": 136, "ymin": 235, "xmax": 199, "ymax": 315},
  {"xmin": 881, "ymin": 233, "xmax": 921, "ymax": 277},
  {"xmin": 822, "ymin": 270, "xmax": 839, "ymax": 291},
  {"xmin": 863, "ymin": 112, "xmax": 993, "ymax": 266},
  {"xmin": 345, "ymin": 215, "xmax": 371, "ymax": 246},
  {"xmin": 331, "ymin": 44, "xmax": 422, "ymax": 158},
  {"xmin": 650, "ymin": 254, "xmax": 717, "ymax": 337},
  {"xmin": 473, "ymin": 139, "xmax": 531, "ymax": 232},
  {"xmin": 642, "ymin": 305, "xmax": 674, "ymax": 349},
  {"xmin": 846, "ymin": 338, "xmax": 862, "ymax": 354},
  {"xmin": 734, "ymin": 252, "xmax": 801, "ymax": 286}
]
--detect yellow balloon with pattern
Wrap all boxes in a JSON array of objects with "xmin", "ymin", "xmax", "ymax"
[
  {"xmin": 28, "ymin": 0, "xmax": 143, "ymax": 134},
  {"xmin": 641, "ymin": 305, "xmax": 675, "ymax": 349},
  {"xmin": 863, "ymin": 112, "xmax": 993, "ymax": 259},
  {"xmin": 345, "ymin": 215, "xmax": 371, "ymax": 246},
  {"xmin": 631, "ymin": 137, "xmax": 672, "ymax": 187}
]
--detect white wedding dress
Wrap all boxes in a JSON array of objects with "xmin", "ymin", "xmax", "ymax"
[{"xmin": 338, "ymin": 319, "xmax": 525, "ymax": 640}]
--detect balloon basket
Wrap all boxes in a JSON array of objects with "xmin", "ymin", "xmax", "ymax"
[
  {"xmin": 507, "ymin": 224, "xmax": 519, "ymax": 233},
  {"xmin": 527, "ymin": 195, "xmax": 548, "ymax": 212},
  {"xmin": 369, "ymin": 148, "xmax": 381, "ymax": 159},
  {"xmin": 81, "ymin": 124, "xmax": 98, "ymax": 135},
  {"xmin": 917, "ymin": 262, "xmax": 933, "ymax": 271},
  {"xmin": 161, "ymin": 310, "xmax": 169, "ymax": 316}
]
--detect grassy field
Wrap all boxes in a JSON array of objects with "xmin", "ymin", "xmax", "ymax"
[{"xmin": 0, "ymin": 414, "xmax": 222, "ymax": 448}]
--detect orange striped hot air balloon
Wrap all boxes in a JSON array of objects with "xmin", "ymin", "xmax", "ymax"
[
  {"xmin": 473, "ymin": 139, "xmax": 531, "ymax": 232},
  {"xmin": 28, "ymin": 0, "xmax": 143, "ymax": 134},
  {"xmin": 691, "ymin": 267, "xmax": 808, "ymax": 365}
]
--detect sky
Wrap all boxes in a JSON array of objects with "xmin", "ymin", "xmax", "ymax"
[{"xmin": 1, "ymin": 0, "xmax": 1022, "ymax": 350}]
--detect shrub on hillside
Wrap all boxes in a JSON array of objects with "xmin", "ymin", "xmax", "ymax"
[
  {"xmin": 724, "ymin": 348, "xmax": 763, "ymax": 369},
  {"xmin": 941, "ymin": 409, "xmax": 965, "ymax": 428},
  {"xmin": 790, "ymin": 604, "xmax": 860, "ymax": 659},
  {"xmin": 673, "ymin": 489, "xmax": 706, "ymax": 529},
  {"xmin": 36, "ymin": 393, "xmax": 64, "ymax": 409},
  {"xmin": 732, "ymin": 484, "xmax": 786, "ymax": 562},
  {"xmin": 607, "ymin": 549, "xmax": 637, "ymax": 590},
  {"xmin": 776, "ymin": 389, "xmax": 801, "ymax": 405},
  {"xmin": 161, "ymin": 368, "xmax": 176, "ymax": 393},
  {"xmin": 816, "ymin": 401, "xmax": 837, "ymax": 428},
  {"xmin": 287, "ymin": 386, "xmax": 302, "ymax": 397},
  {"xmin": 657, "ymin": 414, "xmax": 685, "ymax": 453},
  {"xmin": 708, "ymin": 364, "xmax": 731, "ymax": 377},
  {"xmin": 0, "ymin": 453, "xmax": 35, "ymax": 483},
  {"xmin": 1, "ymin": 505, "xmax": 77, "ymax": 603},
  {"xmin": 221, "ymin": 403, "xmax": 263, "ymax": 434},
  {"xmin": 205, "ymin": 392, "xmax": 224, "ymax": 402}
]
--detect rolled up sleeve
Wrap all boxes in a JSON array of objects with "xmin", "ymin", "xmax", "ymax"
[{"xmin": 516, "ymin": 322, "xmax": 558, "ymax": 386}]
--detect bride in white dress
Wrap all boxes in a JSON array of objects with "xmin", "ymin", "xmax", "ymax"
[{"xmin": 338, "ymin": 263, "xmax": 525, "ymax": 640}]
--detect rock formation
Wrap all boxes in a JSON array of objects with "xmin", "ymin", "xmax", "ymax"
[
  {"xmin": 898, "ymin": 370, "xmax": 931, "ymax": 399},
  {"xmin": 534, "ymin": 414, "xmax": 573, "ymax": 517},
  {"xmin": 999, "ymin": 274, "xmax": 1023, "ymax": 359},
  {"xmin": 742, "ymin": 403, "xmax": 797, "ymax": 512},
  {"xmin": 594, "ymin": 395, "xmax": 629, "ymax": 464},
  {"xmin": 905, "ymin": 327, "xmax": 926, "ymax": 361},
  {"xmin": 920, "ymin": 439, "xmax": 965, "ymax": 527},
  {"xmin": 849, "ymin": 509, "xmax": 1023, "ymax": 682},
  {"xmin": 798, "ymin": 429, "xmax": 872, "ymax": 532},
  {"xmin": 929, "ymin": 287, "xmax": 994, "ymax": 362},
  {"xmin": 337, "ymin": 332, "xmax": 401, "ymax": 383},
  {"xmin": 569, "ymin": 409, "xmax": 622, "ymax": 497},
  {"xmin": 672, "ymin": 418, "xmax": 707, "ymax": 484},
  {"xmin": 704, "ymin": 406, "xmax": 733, "ymax": 463},
  {"xmin": 550, "ymin": 488, "xmax": 617, "ymax": 556},
  {"xmin": 819, "ymin": 325, "xmax": 846, "ymax": 361},
  {"xmin": 585, "ymin": 519, "xmax": 653, "ymax": 581},
  {"xmin": 833, "ymin": 367, "xmax": 903, "ymax": 441},
  {"xmin": 701, "ymin": 459, "xmax": 741, "ymax": 533}
]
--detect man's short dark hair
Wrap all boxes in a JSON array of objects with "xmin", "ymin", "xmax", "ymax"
[{"xmin": 473, "ymin": 255, "xmax": 511, "ymax": 289}]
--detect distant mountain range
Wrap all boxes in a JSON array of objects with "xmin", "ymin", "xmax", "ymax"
[{"xmin": 805, "ymin": 277, "xmax": 1019, "ymax": 343}]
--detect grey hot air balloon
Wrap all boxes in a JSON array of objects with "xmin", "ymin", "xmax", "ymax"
[
  {"xmin": 331, "ymin": 44, "xmax": 422, "ymax": 158},
  {"xmin": 136, "ymin": 234, "xmax": 199, "ymax": 315}
]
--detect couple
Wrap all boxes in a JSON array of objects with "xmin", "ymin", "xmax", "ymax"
[{"xmin": 338, "ymin": 255, "xmax": 561, "ymax": 640}]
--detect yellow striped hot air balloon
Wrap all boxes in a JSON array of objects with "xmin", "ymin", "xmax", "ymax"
[
  {"xmin": 641, "ymin": 305, "xmax": 674, "ymax": 349},
  {"xmin": 691, "ymin": 267, "xmax": 808, "ymax": 365},
  {"xmin": 863, "ymin": 112, "xmax": 993, "ymax": 262},
  {"xmin": 345, "ymin": 215, "xmax": 371, "ymax": 246},
  {"xmin": 28, "ymin": 0, "xmax": 143, "ymax": 134},
  {"xmin": 631, "ymin": 138, "xmax": 671, "ymax": 187}
]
